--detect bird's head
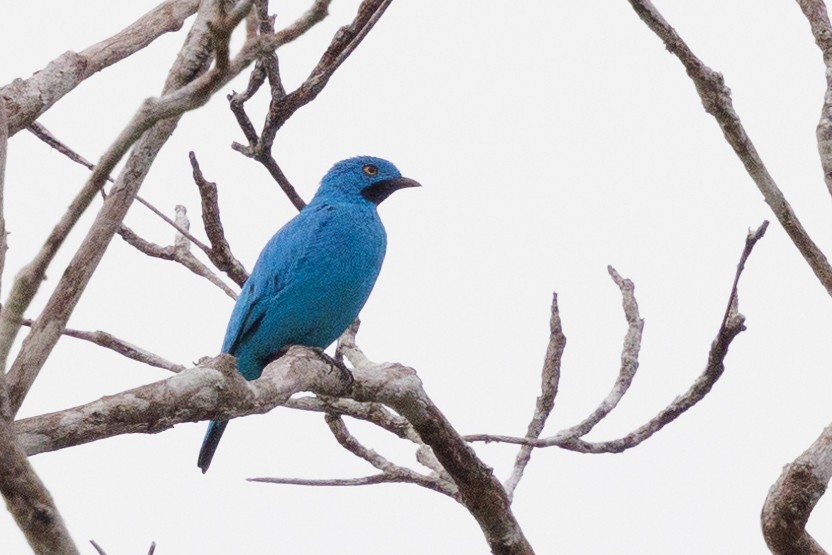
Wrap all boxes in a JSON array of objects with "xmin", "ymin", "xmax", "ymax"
[{"xmin": 314, "ymin": 156, "xmax": 420, "ymax": 206}]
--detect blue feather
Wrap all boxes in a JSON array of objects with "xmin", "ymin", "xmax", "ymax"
[{"xmin": 198, "ymin": 156, "xmax": 419, "ymax": 472}]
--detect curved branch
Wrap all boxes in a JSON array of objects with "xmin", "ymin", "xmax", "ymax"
[
  {"xmin": 467, "ymin": 222, "xmax": 767, "ymax": 454},
  {"xmin": 762, "ymin": 421, "xmax": 832, "ymax": 555},
  {"xmin": 346, "ymin": 362, "xmax": 535, "ymax": 555},
  {"xmin": 16, "ymin": 347, "xmax": 536, "ymax": 555},
  {"xmin": 556, "ymin": 266, "xmax": 644, "ymax": 440}
]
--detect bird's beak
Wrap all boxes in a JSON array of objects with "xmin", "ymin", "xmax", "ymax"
[
  {"xmin": 361, "ymin": 176, "xmax": 421, "ymax": 204},
  {"xmin": 388, "ymin": 177, "xmax": 421, "ymax": 190}
]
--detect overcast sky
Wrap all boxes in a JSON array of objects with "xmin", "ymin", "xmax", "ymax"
[{"xmin": 2, "ymin": 1, "xmax": 832, "ymax": 553}]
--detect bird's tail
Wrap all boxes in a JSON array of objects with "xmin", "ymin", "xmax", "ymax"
[{"xmin": 197, "ymin": 419, "xmax": 228, "ymax": 473}]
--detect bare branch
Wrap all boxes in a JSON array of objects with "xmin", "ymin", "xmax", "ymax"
[
  {"xmin": 504, "ymin": 292, "xmax": 566, "ymax": 500},
  {"xmin": 249, "ymin": 473, "xmax": 398, "ymax": 487},
  {"xmin": 0, "ymin": 417, "xmax": 78, "ymax": 554},
  {"xmin": 557, "ymin": 266, "xmax": 644, "ymax": 440},
  {"xmin": 319, "ymin": 413, "xmax": 457, "ymax": 497},
  {"xmin": 0, "ymin": 2, "xmax": 221, "ymax": 392},
  {"xmin": 1, "ymin": 0, "xmax": 201, "ymax": 136},
  {"xmin": 189, "ymin": 152, "xmax": 249, "ymax": 287},
  {"xmin": 288, "ymin": 396, "xmax": 419, "ymax": 443},
  {"xmin": 0, "ymin": 91, "xmax": 79, "ymax": 555},
  {"xmin": 347, "ymin": 362, "xmax": 535, "ymax": 554},
  {"xmin": 21, "ymin": 319, "xmax": 185, "ymax": 373},
  {"xmin": 118, "ymin": 209, "xmax": 238, "ymax": 300},
  {"xmin": 231, "ymin": 0, "xmax": 396, "ymax": 211},
  {"xmin": 16, "ymin": 346, "xmax": 535, "ymax": 554},
  {"xmin": 0, "ymin": 94, "xmax": 7, "ymax": 296},
  {"xmin": 27, "ymin": 122, "xmax": 111, "ymax": 189},
  {"xmin": 89, "ymin": 540, "xmax": 107, "ymax": 555},
  {"xmin": 762, "ymin": 420, "xmax": 832, "ymax": 554},
  {"xmin": 467, "ymin": 222, "xmax": 768, "ymax": 455},
  {"xmin": 15, "ymin": 346, "xmax": 352, "ymax": 456},
  {"xmin": 28, "ymin": 121, "xmax": 216, "ymax": 253},
  {"xmin": 5, "ymin": 0, "xmax": 318, "ymax": 414},
  {"xmin": 627, "ymin": 0, "xmax": 832, "ymax": 297},
  {"xmin": 258, "ymin": 0, "xmax": 392, "ymax": 150},
  {"xmin": 796, "ymin": 0, "xmax": 832, "ymax": 200}
]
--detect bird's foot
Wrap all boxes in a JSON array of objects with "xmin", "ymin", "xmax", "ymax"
[{"xmin": 313, "ymin": 348, "xmax": 354, "ymax": 389}]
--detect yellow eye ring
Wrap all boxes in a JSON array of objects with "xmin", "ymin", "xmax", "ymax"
[{"xmin": 362, "ymin": 164, "xmax": 378, "ymax": 176}]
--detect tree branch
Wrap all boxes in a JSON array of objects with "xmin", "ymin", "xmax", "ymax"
[
  {"xmin": 15, "ymin": 346, "xmax": 351, "ymax": 456},
  {"xmin": 557, "ymin": 266, "xmax": 644, "ymax": 440},
  {"xmin": 2, "ymin": 0, "xmax": 224, "ymax": 414},
  {"xmin": 5, "ymin": 0, "xmax": 334, "ymax": 415},
  {"xmin": 188, "ymin": 152, "xmax": 249, "ymax": 287},
  {"xmin": 344, "ymin": 361, "xmax": 535, "ymax": 554},
  {"xmin": 27, "ymin": 121, "xmax": 213, "ymax": 254},
  {"xmin": 16, "ymin": 346, "xmax": 536, "ymax": 555},
  {"xmin": 627, "ymin": 0, "xmax": 832, "ymax": 297},
  {"xmin": 796, "ymin": 0, "xmax": 832, "ymax": 201},
  {"xmin": 1, "ymin": 0, "xmax": 201, "ymax": 136},
  {"xmin": 762, "ymin": 420, "xmax": 832, "ymax": 555},
  {"xmin": 231, "ymin": 0, "xmax": 394, "ymax": 211},
  {"xmin": 21, "ymin": 319, "xmax": 185, "ymax": 373},
  {"xmin": 504, "ymin": 292, "xmax": 565, "ymax": 500},
  {"xmin": 0, "ymin": 89, "xmax": 80, "ymax": 555},
  {"xmin": 467, "ymin": 222, "xmax": 767, "ymax": 455}
]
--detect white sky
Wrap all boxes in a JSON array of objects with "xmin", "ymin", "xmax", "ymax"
[{"xmin": 2, "ymin": 1, "xmax": 832, "ymax": 553}]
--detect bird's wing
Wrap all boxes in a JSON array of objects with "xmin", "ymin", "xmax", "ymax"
[{"xmin": 220, "ymin": 206, "xmax": 325, "ymax": 356}]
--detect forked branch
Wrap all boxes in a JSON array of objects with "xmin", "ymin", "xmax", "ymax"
[{"xmin": 466, "ymin": 222, "xmax": 767, "ymax": 456}]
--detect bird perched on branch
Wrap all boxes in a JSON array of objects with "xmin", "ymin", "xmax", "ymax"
[{"xmin": 197, "ymin": 156, "xmax": 420, "ymax": 473}]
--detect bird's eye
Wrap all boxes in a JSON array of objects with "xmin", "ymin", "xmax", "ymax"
[{"xmin": 362, "ymin": 164, "xmax": 378, "ymax": 176}]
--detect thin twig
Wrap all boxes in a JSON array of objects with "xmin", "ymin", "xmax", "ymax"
[
  {"xmin": 231, "ymin": 0, "xmax": 395, "ymax": 211},
  {"xmin": 27, "ymin": 121, "xmax": 216, "ymax": 262},
  {"xmin": 21, "ymin": 319, "xmax": 185, "ymax": 373},
  {"xmin": 504, "ymin": 293, "xmax": 566, "ymax": 501},
  {"xmin": 118, "ymin": 209, "xmax": 238, "ymax": 300},
  {"xmin": 189, "ymin": 152, "xmax": 248, "ymax": 286},
  {"xmin": 249, "ymin": 473, "xmax": 397, "ymax": 487},
  {"xmin": 320, "ymin": 413, "xmax": 456, "ymax": 497}
]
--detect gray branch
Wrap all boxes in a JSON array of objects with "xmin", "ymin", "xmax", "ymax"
[
  {"xmin": 504, "ymin": 292, "xmax": 566, "ymax": 500},
  {"xmin": 626, "ymin": 0, "xmax": 832, "ymax": 297},
  {"xmin": 762, "ymin": 420, "xmax": 832, "ymax": 555},
  {"xmin": 4, "ymin": 0, "xmax": 332, "ymax": 416},
  {"xmin": 0, "ymin": 0, "xmax": 201, "ymax": 136},
  {"xmin": 466, "ymin": 222, "xmax": 767, "ymax": 455},
  {"xmin": 0, "ymin": 92, "xmax": 79, "ymax": 555}
]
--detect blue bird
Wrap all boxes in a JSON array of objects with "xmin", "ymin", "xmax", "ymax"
[{"xmin": 197, "ymin": 156, "xmax": 419, "ymax": 473}]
